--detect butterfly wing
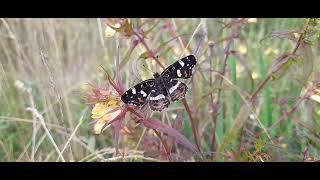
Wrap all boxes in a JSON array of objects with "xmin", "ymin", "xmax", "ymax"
[
  {"xmin": 148, "ymin": 79, "xmax": 170, "ymax": 112},
  {"xmin": 161, "ymin": 55, "xmax": 197, "ymax": 80},
  {"xmin": 122, "ymin": 55, "xmax": 196, "ymax": 111},
  {"xmin": 121, "ymin": 79, "xmax": 155, "ymax": 107},
  {"xmin": 166, "ymin": 79, "xmax": 188, "ymax": 102}
]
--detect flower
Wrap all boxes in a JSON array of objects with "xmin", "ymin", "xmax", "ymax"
[
  {"xmin": 91, "ymin": 98, "xmax": 122, "ymax": 134},
  {"xmin": 237, "ymin": 43, "xmax": 247, "ymax": 55},
  {"xmin": 106, "ymin": 18, "xmax": 134, "ymax": 37},
  {"xmin": 251, "ymin": 72, "xmax": 259, "ymax": 79},
  {"xmin": 85, "ymin": 85, "xmax": 125, "ymax": 134}
]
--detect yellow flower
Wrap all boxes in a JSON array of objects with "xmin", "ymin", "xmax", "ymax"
[
  {"xmin": 251, "ymin": 72, "xmax": 259, "ymax": 79},
  {"xmin": 280, "ymin": 143, "xmax": 287, "ymax": 149},
  {"xmin": 91, "ymin": 96, "xmax": 122, "ymax": 134},
  {"xmin": 264, "ymin": 47, "xmax": 272, "ymax": 55},
  {"xmin": 272, "ymin": 49, "xmax": 279, "ymax": 55},
  {"xmin": 237, "ymin": 43, "xmax": 247, "ymax": 55}
]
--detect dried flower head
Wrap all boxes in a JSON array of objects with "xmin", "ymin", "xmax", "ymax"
[
  {"xmin": 85, "ymin": 85, "xmax": 125, "ymax": 134},
  {"xmin": 91, "ymin": 99, "xmax": 122, "ymax": 134},
  {"xmin": 106, "ymin": 18, "xmax": 134, "ymax": 37}
]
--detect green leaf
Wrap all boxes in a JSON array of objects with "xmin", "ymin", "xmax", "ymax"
[{"xmin": 255, "ymin": 138, "xmax": 265, "ymax": 152}]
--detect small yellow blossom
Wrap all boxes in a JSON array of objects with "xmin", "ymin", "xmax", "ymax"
[
  {"xmin": 264, "ymin": 47, "xmax": 279, "ymax": 55},
  {"xmin": 272, "ymin": 49, "xmax": 279, "ymax": 55},
  {"xmin": 293, "ymin": 33, "xmax": 300, "ymax": 39},
  {"xmin": 91, "ymin": 98, "xmax": 122, "ymax": 134},
  {"xmin": 238, "ymin": 43, "xmax": 247, "ymax": 55},
  {"xmin": 280, "ymin": 143, "xmax": 287, "ymax": 149},
  {"xmin": 264, "ymin": 47, "xmax": 272, "ymax": 55},
  {"xmin": 173, "ymin": 47, "xmax": 181, "ymax": 56},
  {"xmin": 236, "ymin": 65, "xmax": 244, "ymax": 74},
  {"xmin": 251, "ymin": 72, "xmax": 259, "ymax": 79}
]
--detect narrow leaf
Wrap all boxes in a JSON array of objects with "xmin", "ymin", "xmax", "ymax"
[{"xmin": 140, "ymin": 118, "xmax": 201, "ymax": 158}]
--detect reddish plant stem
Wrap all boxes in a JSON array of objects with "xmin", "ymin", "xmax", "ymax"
[
  {"xmin": 100, "ymin": 65, "xmax": 123, "ymax": 95},
  {"xmin": 237, "ymin": 126, "xmax": 245, "ymax": 156},
  {"xmin": 303, "ymin": 144, "xmax": 311, "ymax": 162},
  {"xmin": 138, "ymin": 18, "xmax": 159, "ymax": 31},
  {"xmin": 250, "ymin": 75, "xmax": 272, "ymax": 102},
  {"xmin": 113, "ymin": 119, "xmax": 121, "ymax": 156},
  {"xmin": 114, "ymin": 35, "xmax": 125, "ymax": 94},
  {"xmin": 255, "ymin": 97, "xmax": 305, "ymax": 137},
  {"xmin": 252, "ymin": 26, "xmax": 309, "ymax": 137},
  {"xmin": 153, "ymin": 129, "xmax": 172, "ymax": 162},
  {"xmin": 191, "ymin": 34, "xmax": 206, "ymax": 116},
  {"xmin": 292, "ymin": 27, "xmax": 305, "ymax": 54},
  {"xmin": 210, "ymin": 100, "xmax": 218, "ymax": 155},
  {"xmin": 250, "ymin": 28, "xmax": 304, "ymax": 103},
  {"xmin": 127, "ymin": 107, "xmax": 173, "ymax": 161},
  {"xmin": 211, "ymin": 19, "xmax": 242, "ymax": 153},
  {"xmin": 208, "ymin": 44, "xmax": 218, "ymax": 156},
  {"xmin": 182, "ymin": 99, "xmax": 204, "ymax": 160},
  {"xmin": 167, "ymin": 19, "xmax": 191, "ymax": 54},
  {"xmin": 119, "ymin": 40, "xmax": 138, "ymax": 69},
  {"xmin": 133, "ymin": 31, "xmax": 165, "ymax": 70},
  {"xmin": 191, "ymin": 76, "xmax": 197, "ymax": 117},
  {"xmin": 251, "ymin": 21, "xmax": 306, "ymax": 103}
]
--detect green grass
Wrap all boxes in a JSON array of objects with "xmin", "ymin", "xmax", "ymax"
[{"xmin": 257, "ymin": 49, "xmax": 273, "ymax": 128}]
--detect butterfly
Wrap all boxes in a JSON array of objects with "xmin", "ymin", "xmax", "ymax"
[{"xmin": 121, "ymin": 55, "xmax": 197, "ymax": 111}]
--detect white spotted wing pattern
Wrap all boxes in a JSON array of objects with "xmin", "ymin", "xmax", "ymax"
[{"xmin": 121, "ymin": 55, "xmax": 196, "ymax": 111}]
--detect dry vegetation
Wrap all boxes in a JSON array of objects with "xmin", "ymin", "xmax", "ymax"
[{"xmin": 0, "ymin": 18, "xmax": 319, "ymax": 162}]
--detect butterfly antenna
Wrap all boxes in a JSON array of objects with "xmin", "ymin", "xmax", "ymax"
[{"xmin": 142, "ymin": 62, "xmax": 155, "ymax": 75}]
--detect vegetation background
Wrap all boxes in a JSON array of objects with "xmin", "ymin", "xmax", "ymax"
[{"xmin": 0, "ymin": 18, "xmax": 319, "ymax": 162}]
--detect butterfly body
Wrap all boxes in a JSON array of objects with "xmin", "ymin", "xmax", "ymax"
[{"xmin": 121, "ymin": 55, "xmax": 196, "ymax": 111}]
